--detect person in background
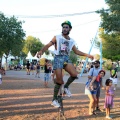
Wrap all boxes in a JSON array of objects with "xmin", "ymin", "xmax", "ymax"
[
  {"xmin": 30, "ymin": 62, "xmax": 34, "ymax": 75},
  {"xmin": 88, "ymin": 60, "xmax": 101, "ymax": 111},
  {"xmin": 51, "ymin": 70, "xmax": 55, "ymax": 82},
  {"xmin": 26, "ymin": 61, "xmax": 30, "ymax": 75},
  {"xmin": 110, "ymin": 63, "xmax": 118, "ymax": 91},
  {"xmin": 35, "ymin": 62, "xmax": 40, "ymax": 78},
  {"xmin": 0, "ymin": 67, "xmax": 5, "ymax": 75},
  {"xmin": 51, "ymin": 69, "xmax": 64, "ymax": 84},
  {"xmin": 48, "ymin": 61, "xmax": 52, "ymax": 73},
  {"xmin": 44, "ymin": 59, "xmax": 50, "ymax": 87}
]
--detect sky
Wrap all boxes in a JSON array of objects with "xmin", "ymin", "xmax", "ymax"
[{"xmin": 0, "ymin": 0, "xmax": 108, "ymax": 55}]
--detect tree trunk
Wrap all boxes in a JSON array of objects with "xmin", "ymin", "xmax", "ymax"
[{"xmin": 5, "ymin": 56, "xmax": 8, "ymax": 70}]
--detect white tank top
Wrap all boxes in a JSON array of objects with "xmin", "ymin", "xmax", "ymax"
[{"xmin": 54, "ymin": 34, "xmax": 75, "ymax": 55}]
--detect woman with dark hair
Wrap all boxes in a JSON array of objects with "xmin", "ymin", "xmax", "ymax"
[{"xmin": 85, "ymin": 70, "xmax": 105, "ymax": 115}]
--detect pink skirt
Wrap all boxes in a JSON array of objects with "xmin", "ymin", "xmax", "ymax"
[{"xmin": 104, "ymin": 95, "xmax": 113, "ymax": 108}]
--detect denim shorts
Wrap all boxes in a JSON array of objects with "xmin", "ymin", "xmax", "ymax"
[
  {"xmin": 85, "ymin": 87, "xmax": 97, "ymax": 95},
  {"xmin": 44, "ymin": 73, "xmax": 50, "ymax": 81},
  {"xmin": 53, "ymin": 55, "xmax": 72, "ymax": 70},
  {"xmin": 91, "ymin": 90, "xmax": 97, "ymax": 94}
]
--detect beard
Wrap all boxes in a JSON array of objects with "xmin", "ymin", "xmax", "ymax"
[
  {"xmin": 62, "ymin": 31, "xmax": 70, "ymax": 35},
  {"xmin": 95, "ymin": 66, "xmax": 99, "ymax": 68}
]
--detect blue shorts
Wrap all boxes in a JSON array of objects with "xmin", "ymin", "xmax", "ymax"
[
  {"xmin": 85, "ymin": 88, "xmax": 97, "ymax": 95},
  {"xmin": 91, "ymin": 90, "xmax": 97, "ymax": 94},
  {"xmin": 53, "ymin": 55, "xmax": 72, "ymax": 70},
  {"xmin": 44, "ymin": 73, "xmax": 50, "ymax": 81}
]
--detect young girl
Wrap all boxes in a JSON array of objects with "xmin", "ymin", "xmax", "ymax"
[{"xmin": 104, "ymin": 79, "xmax": 114, "ymax": 119}]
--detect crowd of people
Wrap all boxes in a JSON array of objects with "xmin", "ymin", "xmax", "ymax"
[{"xmin": 26, "ymin": 60, "xmax": 52, "ymax": 88}]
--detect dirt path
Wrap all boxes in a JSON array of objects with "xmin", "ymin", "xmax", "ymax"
[{"xmin": 0, "ymin": 74, "xmax": 120, "ymax": 120}]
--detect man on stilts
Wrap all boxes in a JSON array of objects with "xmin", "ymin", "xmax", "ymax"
[{"xmin": 37, "ymin": 20, "xmax": 94, "ymax": 107}]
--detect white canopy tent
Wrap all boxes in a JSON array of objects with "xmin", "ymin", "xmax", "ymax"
[
  {"xmin": 1, "ymin": 53, "xmax": 15, "ymax": 65},
  {"xmin": 26, "ymin": 51, "xmax": 34, "ymax": 62},
  {"xmin": 33, "ymin": 52, "xmax": 39, "ymax": 61},
  {"xmin": 41, "ymin": 53, "xmax": 54, "ymax": 60},
  {"xmin": 47, "ymin": 53, "xmax": 54, "ymax": 60}
]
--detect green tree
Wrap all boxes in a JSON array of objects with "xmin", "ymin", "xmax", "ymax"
[
  {"xmin": 97, "ymin": 0, "xmax": 120, "ymax": 32},
  {"xmin": 23, "ymin": 36, "xmax": 44, "ymax": 56},
  {"xmin": 45, "ymin": 50, "xmax": 50, "ymax": 55},
  {"xmin": 69, "ymin": 51, "xmax": 78, "ymax": 64},
  {"xmin": 103, "ymin": 59, "xmax": 112, "ymax": 70},
  {"xmin": 99, "ymin": 29, "xmax": 120, "ymax": 60},
  {"xmin": 0, "ymin": 12, "xmax": 25, "ymax": 66},
  {"xmin": 97, "ymin": 1, "xmax": 120, "ymax": 61},
  {"xmin": 79, "ymin": 56, "xmax": 86, "ymax": 61},
  {"xmin": 94, "ymin": 54, "xmax": 100, "ymax": 60}
]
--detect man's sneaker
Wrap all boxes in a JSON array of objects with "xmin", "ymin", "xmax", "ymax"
[
  {"xmin": 51, "ymin": 100, "xmax": 60, "ymax": 108},
  {"xmin": 64, "ymin": 88, "xmax": 72, "ymax": 97}
]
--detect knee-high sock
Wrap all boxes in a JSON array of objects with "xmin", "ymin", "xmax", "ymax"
[
  {"xmin": 64, "ymin": 76, "xmax": 76, "ymax": 88},
  {"xmin": 53, "ymin": 83, "xmax": 61, "ymax": 100}
]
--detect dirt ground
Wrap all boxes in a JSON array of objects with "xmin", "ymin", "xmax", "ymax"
[{"xmin": 0, "ymin": 75, "xmax": 120, "ymax": 120}]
